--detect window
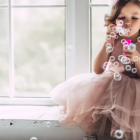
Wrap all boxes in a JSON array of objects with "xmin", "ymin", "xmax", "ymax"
[{"xmin": 0, "ymin": 0, "xmax": 66, "ymax": 105}]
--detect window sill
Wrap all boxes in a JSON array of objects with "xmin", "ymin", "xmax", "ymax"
[
  {"xmin": 0, "ymin": 105, "xmax": 61, "ymax": 120},
  {"xmin": 0, "ymin": 105, "xmax": 86, "ymax": 140},
  {"xmin": 0, "ymin": 98, "xmax": 58, "ymax": 106}
]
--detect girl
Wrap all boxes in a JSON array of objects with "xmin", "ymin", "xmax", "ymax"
[{"xmin": 49, "ymin": 0, "xmax": 140, "ymax": 140}]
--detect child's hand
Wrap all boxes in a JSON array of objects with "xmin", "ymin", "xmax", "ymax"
[
  {"xmin": 122, "ymin": 49, "xmax": 140, "ymax": 62},
  {"xmin": 106, "ymin": 23, "xmax": 118, "ymax": 45}
]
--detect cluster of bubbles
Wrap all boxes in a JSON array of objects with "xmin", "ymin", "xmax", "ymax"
[
  {"xmin": 102, "ymin": 20, "xmax": 140, "ymax": 81},
  {"xmin": 122, "ymin": 41, "xmax": 137, "ymax": 53},
  {"xmin": 102, "ymin": 21, "xmax": 133, "ymax": 140},
  {"xmin": 106, "ymin": 20, "xmax": 130, "ymax": 43},
  {"xmin": 29, "ymin": 121, "xmax": 51, "ymax": 140},
  {"xmin": 114, "ymin": 129, "xmax": 124, "ymax": 139},
  {"xmin": 106, "ymin": 42, "xmax": 114, "ymax": 53}
]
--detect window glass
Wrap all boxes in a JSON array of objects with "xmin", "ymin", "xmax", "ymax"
[
  {"xmin": 0, "ymin": 0, "xmax": 8, "ymax": 5},
  {"xmin": 91, "ymin": 7, "xmax": 111, "ymax": 70},
  {"xmin": 13, "ymin": 8, "xmax": 65, "ymax": 97}
]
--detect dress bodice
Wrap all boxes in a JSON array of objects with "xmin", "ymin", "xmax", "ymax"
[{"xmin": 105, "ymin": 36, "xmax": 140, "ymax": 78}]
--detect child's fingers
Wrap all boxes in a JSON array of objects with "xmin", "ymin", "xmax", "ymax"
[
  {"xmin": 106, "ymin": 29, "xmax": 117, "ymax": 34},
  {"xmin": 108, "ymin": 24, "xmax": 116, "ymax": 29},
  {"xmin": 123, "ymin": 51, "xmax": 132, "ymax": 56},
  {"xmin": 107, "ymin": 24, "xmax": 117, "ymax": 33},
  {"xmin": 122, "ymin": 52, "xmax": 130, "ymax": 58},
  {"xmin": 106, "ymin": 28, "xmax": 117, "ymax": 35},
  {"xmin": 109, "ymin": 23, "xmax": 116, "ymax": 27},
  {"xmin": 106, "ymin": 23, "xmax": 117, "ymax": 43},
  {"xmin": 122, "ymin": 48, "xmax": 132, "ymax": 53}
]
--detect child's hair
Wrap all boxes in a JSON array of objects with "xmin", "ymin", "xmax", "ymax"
[{"xmin": 104, "ymin": 0, "xmax": 140, "ymax": 28}]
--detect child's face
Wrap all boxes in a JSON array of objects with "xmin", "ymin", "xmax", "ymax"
[{"xmin": 115, "ymin": 2, "xmax": 140, "ymax": 37}]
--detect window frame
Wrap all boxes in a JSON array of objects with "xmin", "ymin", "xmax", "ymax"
[{"xmin": 0, "ymin": 0, "xmax": 91, "ymax": 106}]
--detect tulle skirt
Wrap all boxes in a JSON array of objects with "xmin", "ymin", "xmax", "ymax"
[{"xmin": 49, "ymin": 70, "xmax": 140, "ymax": 140}]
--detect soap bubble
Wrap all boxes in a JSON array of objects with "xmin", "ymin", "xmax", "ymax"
[
  {"xmin": 118, "ymin": 55, "xmax": 123, "ymax": 61},
  {"xmin": 125, "ymin": 28, "xmax": 130, "ymax": 32},
  {"xmin": 112, "ymin": 26, "xmax": 117, "ymax": 32},
  {"xmin": 106, "ymin": 43, "xmax": 112, "ymax": 47},
  {"xmin": 114, "ymin": 73, "xmax": 122, "ymax": 81},
  {"xmin": 46, "ymin": 121, "xmax": 51, "ymax": 127},
  {"xmin": 106, "ymin": 35, "xmax": 111, "ymax": 40},
  {"xmin": 124, "ymin": 41, "xmax": 128, "ymax": 45},
  {"xmin": 30, "ymin": 137, "xmax": 38, "ymax": 140},
  {"xmin": 124, "ymin": 32, "xmax": 128, "ymax": 36},
  {"xmin": 102, "ymin": 62, "xmax": 108, "ymax": 70},
  {"xmin": 114, "ymin": 130, "xmax": 124, "ymax": 139},
  {"xmin": 117, "ymin": 20, "xmax": 123, "ymax": 26},
  {"xmin": 113, "ymin": 61, "xmax": 119, "ymax": 67},
  {"xmin": 115, "ymin": 35, "xmax": 119, "ymax": 39},
  {"xmin": 123, "ymin": 44, "xmax": 130, "ymax": 51},
  {"xmin": 110, "ymin": 32, "xmax": 116, "ymax": 38},
  {"xmin": 110, "ymin": 56, "xmax": 115, "ymax": 61},
  {"xmin": 116, "ymin": 26, "xmax": 122, "ymax": 33},
  {"xmin": 125, "ymin": 65, "xmax": 131, "ymax": 71},
  {"xmin": 121, "ymin": 56, "xmax": 131, "ymax": 64},
  {"xmin": 128, "ymin": 43, "xmax": 136, "ymax": 52},
  {"xmin": 118, "ymin": 27, "xmax": 129, "ymax": 37},
  {"xmin": 124, "ymin": 29, "xmax": 128, "ymax": 35},
  {"xmin": 132, "ymin": 68, "xmax": 137, "ymax": 73},
  {"xmin": 124, "ymin": 28, "xmax": 130, "ymax": 36},
  {"xmin": 121, "ymin": 28, "xmax": 125, "ymax": 32},
  {"xmin": 137, "ymin": 36, "xmax": 140, "ymax": 42},
  {"xmin": 133, "ymin": 56, "xmax": 139, "ymax": 62},
  {"xmin": 121, "ymin": 39, "xmax": 126, "ymax": 44},
  {"xmin": 106, "ymin": 46, "xmax": 113, "ymax": 53},
  {"xmin": 119, "ymin": 31, "xmax": 124, "ymax": 36}
]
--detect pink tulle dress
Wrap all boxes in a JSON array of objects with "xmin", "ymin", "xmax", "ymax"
[{"xmin": 49, "ymin": 36, "xmax": 140, "ymax": 140}]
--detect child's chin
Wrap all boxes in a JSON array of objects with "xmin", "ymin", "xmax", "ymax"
[{"xmin": 125, "ymin": 33, "xmax": 131, "ymax": 37}]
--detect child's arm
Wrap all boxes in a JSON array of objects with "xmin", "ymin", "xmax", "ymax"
[
  {"xmin": 93, "ymin": 23, "xmax": 117, "ymax": 74},
  {"xmin": 93, "ymin": 41, "xmax": 110, "ymax": 74}
]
